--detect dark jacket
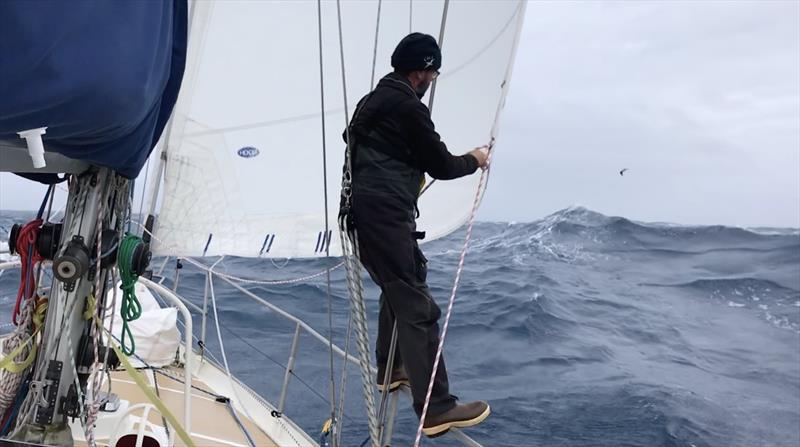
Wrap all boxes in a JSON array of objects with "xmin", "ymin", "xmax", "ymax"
[{"xmin": 343, "ymin": 72, "xmax": 478, "ymax": 216}]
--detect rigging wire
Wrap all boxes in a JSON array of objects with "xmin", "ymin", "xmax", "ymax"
[
  {"xmin": 426, "ymin": 0, "xmax": 450, "ymax": 113},
  {"xmin": 370, "ymin": 1, "xmax": 383, "ymax": 91},
  {"xmin": 418, "ymin": 0, "xmax": 451, "ymax": 201},
  {"xmin": 315, "ymin": 0, "xmax": 341, "ymax": 444},
  {"xmin": 409, "ymin": 0, "xmax": 413, "ymax": 34}
]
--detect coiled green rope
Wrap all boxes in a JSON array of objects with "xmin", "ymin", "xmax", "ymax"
[{"xmin": 118, "ymin": 233, "xmax": 143, "ymax": 356}]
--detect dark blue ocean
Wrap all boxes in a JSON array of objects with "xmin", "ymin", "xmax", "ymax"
[{"xmin": 1, "ymin": 207, "xmax": 799, "ymax": 447}]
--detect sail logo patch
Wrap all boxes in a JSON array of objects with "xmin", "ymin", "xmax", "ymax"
[{"xmin": 237, "ymin": 147, "xmax": 260, "ymax": 158}]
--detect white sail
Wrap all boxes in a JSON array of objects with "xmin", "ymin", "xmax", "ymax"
[{"xmin": 153, "ymin": 0, "xmax": 526, "ymax": 258}]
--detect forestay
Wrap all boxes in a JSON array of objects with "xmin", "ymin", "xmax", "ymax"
[{"xmin": 154, "ymin": 0, "xmax": 525, "ymax": 258}]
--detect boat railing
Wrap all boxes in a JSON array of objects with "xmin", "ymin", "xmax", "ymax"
[
  {"xmin": 0, "ymin": 257, "xmax": 484, "ymax": 446},
  {"xmin": 175, "ymin": 256, "xmax": 484, "ymax": 447},
  {"xmin": 0, "ymin": 260, "xmax": 195, "ymax": 436}
]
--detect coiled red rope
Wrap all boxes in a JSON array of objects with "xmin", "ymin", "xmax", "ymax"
[{"xmin": 13, "ymin": 219, "xmax": 43, "ymax": 326}]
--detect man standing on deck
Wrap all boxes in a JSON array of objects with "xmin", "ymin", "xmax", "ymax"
[{"xmin": 341, "ymin": 33, "xmax": 490, "ymax": 437}]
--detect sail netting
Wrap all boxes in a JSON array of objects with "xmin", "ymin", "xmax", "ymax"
[{"xmin": 153, "ymin": 0, "xmax": 525, "ymax": 258}]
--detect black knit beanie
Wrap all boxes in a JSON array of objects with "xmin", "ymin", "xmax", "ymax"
[{"xmin": 391, "ymin": 33, "xmax": 442, "ymax": 72}]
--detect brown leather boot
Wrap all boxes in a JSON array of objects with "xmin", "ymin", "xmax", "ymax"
[
  {"xmin": 376, "ymin": 366, "xmax": 409, "ymax": 392},
  {"xmin": 422, "ymin": 401, "xmax": 491, "ymax": 437}
]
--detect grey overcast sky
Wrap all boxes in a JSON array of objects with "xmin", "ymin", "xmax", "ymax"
[
  {"xmin": 480, "ymin": 0, "xmax": 800, "ymax": 227},
  {"xmin": 1, "ymin": 0, "xmax": 799, "ymax": 228}
]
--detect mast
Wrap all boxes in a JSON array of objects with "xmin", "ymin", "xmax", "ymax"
[{"xmin": 12, "ymin": 170, "xmax": 140, "ymax": 445}]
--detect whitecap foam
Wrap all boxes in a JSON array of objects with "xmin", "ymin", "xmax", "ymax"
[{"xmin": 765, "ymin": 312, "xmax": 799, "ymax": 333}]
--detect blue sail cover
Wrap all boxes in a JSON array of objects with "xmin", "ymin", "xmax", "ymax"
[{"xmin": 0, "ymin": 0, "xmax": 187, "ymax": 178}]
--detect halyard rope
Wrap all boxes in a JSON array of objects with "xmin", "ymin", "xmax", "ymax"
[{"xmin": 413, "ymin": 151, "xmax": 490, "ymax": 446}]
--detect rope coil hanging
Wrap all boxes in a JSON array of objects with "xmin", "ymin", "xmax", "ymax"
[
  {"xmin": 337, "ymin": 220, "xmax": 380, "ymax": 447},
  {"xmin": 1, "ymin": 219, "xmax": 46, "ymax": 420},
  {"xmin": 118, "ymin": 233, "xmax": 144, "ymax": 356},
  {"xmin": 12, "ymin": 220, "xmax": 43, "ymax": 326},
  {"xmin": 331, "ymin": 0, "xmax": 382, "ymax": 444}
]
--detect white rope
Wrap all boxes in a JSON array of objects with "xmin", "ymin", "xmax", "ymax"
[
  {"xmin": 85, "ymin": 173, "xmax": 130, "ymax": 445},
  {"xmin": 64, "ymin": 308, "xmax": 89, "ymax": 431},
  {"xmin": 98, "ymin": 269, "xmax": 119, "ymax": 389},
  {"xmin": 338, "ymin": 223, "xmax": 381, "ymax": 447},
  {"xmin": 269, "ymin": 257, "xmax": 291, "ymax": 269},
  {"xmin": 0, "ymin": 302, "xmax": 34, "ymax": 413},
  {"xmin": 414, "ymin": 157, "xmax": 490, "ymax": 446},
  {"xmin": 182, "ymin": 256, "xmax": 344, "ymax": 285},
  {"xmin": 131, "ymin": 221, "xmax": 344, "ymax": 286},
  {"xmin": 97, "ymin": 181, "xmax": 130, "ymax": 405},
  {"xmin": 83, "ymin": 178, "xmax": 108, "ymax": 447},
  {"xmin": 332, "ymin": 1, "xmax": 381, "ymax": 439},
  {"xmin": 331, "ymin": 0, "xmax": 384, "ymax": 443},
  {"xmin": 85, "ymin": 267, "xmax": 120, "ymax": 446},
  {"xmin": 414, "ymin": 1, "xmax": 526, "ymax": 442}
]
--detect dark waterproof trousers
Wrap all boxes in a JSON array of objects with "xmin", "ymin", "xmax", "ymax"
[{"xmin": 351, "ymin": 193, "xmax": 457, "ymax": 417}]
